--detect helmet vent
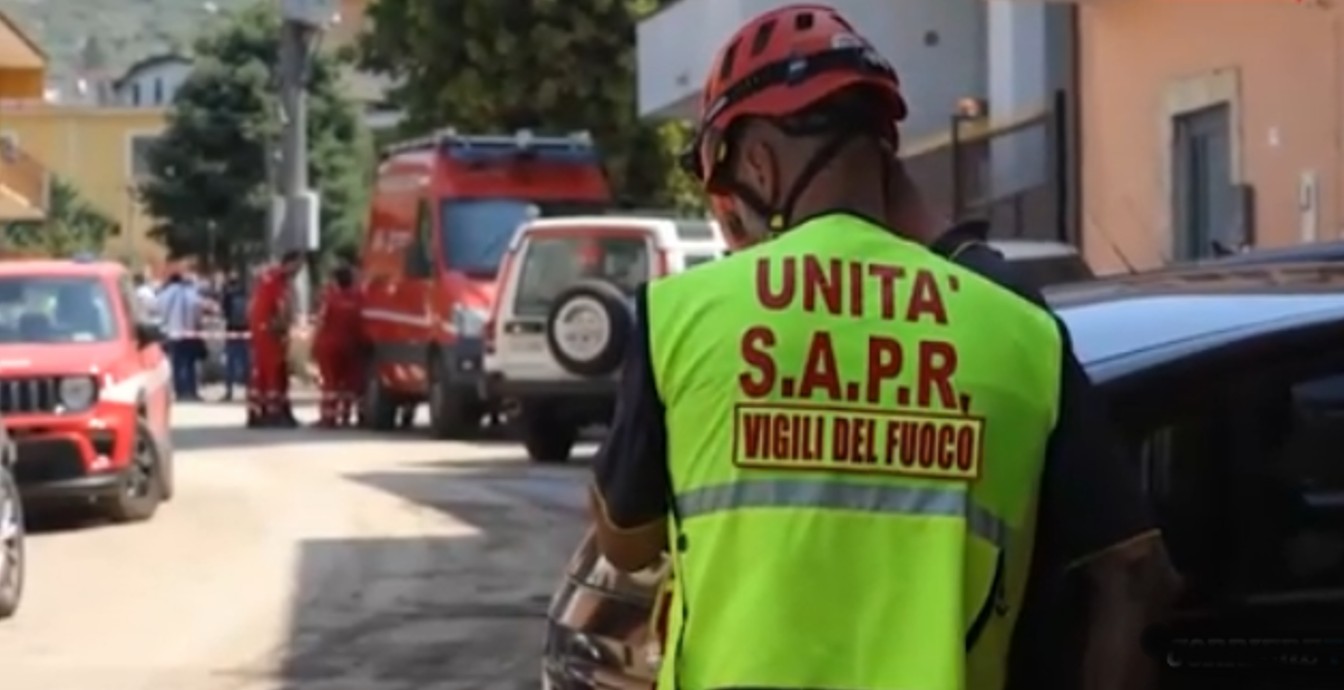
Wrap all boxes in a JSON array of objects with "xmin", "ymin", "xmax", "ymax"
[
  {"xmin": 794, "ymin": 12, "xmax": 814, "ymax": 30},
  {"xmin": 718, "ymin": 40, "xmax": 740, "ymax": 82},
  {"xmin": 750, "ymin": 20, "xmax": 776, "ymax": 56}
]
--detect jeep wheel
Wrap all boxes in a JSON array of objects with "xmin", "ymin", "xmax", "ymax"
[
  {"xmin": 521, "ymin": 403, "xmax": 577, "ymax": 463},
  {"xmin": 0, "ymin": 466, "xmax": 23, "ymax": 619},
  {"xmin": 547, "ymin": 281, "xmax": 633, "ymax": 378},
  {"xmin": 361, "ymin": 368, "xmax": 397, "ymax": 431},
  {"xmin": 427, "ymin": 355, "xmax": 483, "ymax": 439},
  {"xmin": 106, "ymin": 418, "xmax": 163, "ymax": 523}
]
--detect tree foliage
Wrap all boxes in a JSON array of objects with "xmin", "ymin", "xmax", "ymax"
[
  {"xmin": 357, "ymin": 0, "xmax": 701, "ymax": 210},
  {"xmin": 0, "ymin": 178, "xmax": 119, "ymax": 257},
  {"xmin": 138, "ymin": 1, "xmax": 370, "ymax": 269}
]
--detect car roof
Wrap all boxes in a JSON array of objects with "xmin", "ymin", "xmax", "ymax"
[
  {"xmin": 0, "ymin": 259, "xmax": 123, "ymax": 278},
  {"xmin": 1195, "ymin": 240, "xmax": 1344, "ymax": 267},
  {"xmin": 514, "ymin": 215, "xmax": 724, "ymax": 250},
  {"xmin": 987, "ymin": 240, "xmax": 1080, "ymax": 261},
  {"xmin": 1048, "ymin": 262, "xmax": 1344, "ymax": 380}
]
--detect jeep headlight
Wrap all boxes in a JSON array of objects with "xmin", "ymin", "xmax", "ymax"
[
  {"xmin": 453, "ymin": 306, "xmax": 487, "ymax": 338},
  {"xmin": 58, "ymin": 376, "xmax": 97, "ymax": 411}
]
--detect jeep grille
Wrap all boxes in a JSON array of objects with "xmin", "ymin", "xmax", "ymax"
[{"xmin": 0, "ymin": 377, "xmax": 60, "ymax": 414}]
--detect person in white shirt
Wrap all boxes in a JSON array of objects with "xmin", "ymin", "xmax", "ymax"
[
  {"xmin": 133, "ymin": 273, "xmax": 159, "ymax": 321},
  {"xmin": 155, "ymin": 273, "xmax": 204, "ymax": 400}
]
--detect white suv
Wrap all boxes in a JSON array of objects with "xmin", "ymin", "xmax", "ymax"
[{"xmin": 483, "ymin": 215, "xmax": 725, "ymax": 462}]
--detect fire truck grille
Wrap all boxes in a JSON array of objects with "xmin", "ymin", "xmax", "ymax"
[{"xmin": 0, "ymin": 377, "xmax": 60, "ymax": 414}]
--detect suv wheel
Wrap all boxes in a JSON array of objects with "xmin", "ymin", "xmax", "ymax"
[
  {"xmin": 361, "ymin": 368, "xmax": 397, "ymax": 431},
  {"xmin": 0, "ymin": 462, "xmax": 22, "ymax": 620},
  {"xmin": 521, "ymin": 403, "xmax": 577, "ymax": 463},
  {"xmin": 105, "ymin": 418, "xmax": 163, "ymax": 523},
  {"xmin": 428, "ymin": 356, "xmax": 482, "ymax": 439},
  {"xmin": 547, "ymin": 281, "xmax": 633, "ymax": 378}
]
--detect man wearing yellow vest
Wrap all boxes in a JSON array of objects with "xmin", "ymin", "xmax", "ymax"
[{"xmin": 589, "ymin": 5, "xmax": 1179, "ymax": 690}]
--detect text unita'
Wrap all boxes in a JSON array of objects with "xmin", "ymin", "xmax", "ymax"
[{"xmin": 738, "ymin": 256, "xmax": 971, "ymax": 413}]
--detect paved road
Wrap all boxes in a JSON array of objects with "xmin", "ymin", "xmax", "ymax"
[{"xmin": 0, "ymin": 403, "xmax": 592, "ymax": 690}]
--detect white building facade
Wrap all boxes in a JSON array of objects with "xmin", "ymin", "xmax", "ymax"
[
  {"xmin": 112, "ymin": 55, "xmax": 193, "ymax": 108},
  {"xmin": 638, "ymin": 0, "xmax": 1080, "ymax": 243}
]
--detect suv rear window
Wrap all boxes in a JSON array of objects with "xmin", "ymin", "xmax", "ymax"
[
  {"xmin": 675, "ymin": 221, "xmax": 716, "ymax": 240},
  {"xmin": 513, "ymin": 235, "xmax": 649, "ymax": 317}
]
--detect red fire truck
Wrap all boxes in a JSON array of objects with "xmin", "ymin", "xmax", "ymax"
[{"xmin": 358, "ymin": 128, "xmax": 612, "ymax": 437}]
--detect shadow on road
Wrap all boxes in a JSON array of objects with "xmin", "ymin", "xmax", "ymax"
[{"xmin": 262, "ymin": 464, "xmax": 585, "ymax": 689}]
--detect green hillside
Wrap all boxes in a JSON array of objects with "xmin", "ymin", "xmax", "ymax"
[{"xmin": 0, "ymin": 0, "xmax": 257, "ymax": 86}]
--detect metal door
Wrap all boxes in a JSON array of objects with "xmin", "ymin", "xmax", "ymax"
[{"xmin": 1172, "ymin": 105, "xmax": 1235, "ymax": 261}]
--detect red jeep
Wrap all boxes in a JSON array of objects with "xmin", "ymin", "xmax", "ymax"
[{"xmin": 0, "ymin": 260, "xmax": 173, "ymax": 522}]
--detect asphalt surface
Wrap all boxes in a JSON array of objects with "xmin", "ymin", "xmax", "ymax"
[{"xmin": 0, "ymin": 402, "xmax": 592, "ymax": 690}]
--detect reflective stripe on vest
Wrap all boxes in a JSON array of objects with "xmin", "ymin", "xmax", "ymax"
[
  {"xmin": 647, "ymin": 214, "xmax": 1063, "ymax": 690},
  {"xmin": 676, "ymin": 478, "xmax": 1008, "ymax": 549}
]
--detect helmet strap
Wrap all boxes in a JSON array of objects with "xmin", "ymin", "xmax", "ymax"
[{"xmin": 723, "ymin": 130, "xmax": 856, "ymax": 236}]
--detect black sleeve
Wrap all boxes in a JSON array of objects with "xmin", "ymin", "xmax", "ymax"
[
  {"xmin": 591, "ymin": 285, "xmax": 671, "ymax": 528},
  {"xmin": 1035, "ymin": 336, "xmax": 1158, "ymax": 568}
]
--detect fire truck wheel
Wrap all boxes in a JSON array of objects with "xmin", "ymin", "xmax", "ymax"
[
  {"xmin": 427, "ymin": 354, "xmax": 483, "ymax": 439},
  {"xmin": 546, "ymin": 281, "xmax": 632, "ymax": 378},
  {"xmin": 361, "ymin": 369, "xmax": 398, "ymax": 431}
]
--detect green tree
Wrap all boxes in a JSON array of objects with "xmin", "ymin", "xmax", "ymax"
[
  {"xmin": 0, "ymin": 177, "xmax": 119, "ymax": 256},
  {"xmin": 357, "ymin": 0, "xmax": 701, "ymax": 210},
  {"xmin": 139, "ymin": 1, "xmax": 371, "ymax": 269}
]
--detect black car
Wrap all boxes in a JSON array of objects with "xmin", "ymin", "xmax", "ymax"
[
  {"xmin": 545, "ymin": 261, "xmax": 1344, "ymax": 690},
  {"xmin": 0, "ymin": 418, "xmax": 23, "ymax": 620}
]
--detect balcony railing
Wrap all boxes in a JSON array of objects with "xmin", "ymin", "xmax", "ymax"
[{"xmin": 0, "ymin": 135, "xmax": 47, "ymax": 215}]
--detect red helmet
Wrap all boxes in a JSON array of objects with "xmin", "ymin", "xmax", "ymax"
[{"xmin": 682, "ymin": 4, "xmax": 907, "ymax": 187}]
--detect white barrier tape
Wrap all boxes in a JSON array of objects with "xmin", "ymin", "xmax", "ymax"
[{"xmin": 178, "ymin": 325, "xmax": 315, "ymax": 339}]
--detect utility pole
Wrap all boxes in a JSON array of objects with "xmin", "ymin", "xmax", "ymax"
[{"xmin": 275, "ymin": 0, "xmax": 331, "ymax": 323}]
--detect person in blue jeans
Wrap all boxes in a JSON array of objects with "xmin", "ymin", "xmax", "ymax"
[
  {"xmin": 156, "ymin": 273, "xmax": 204, "ymax": 401},
  {"xmin": 220, "ymin": 273, "xmax": 250, "ymax": 401}
]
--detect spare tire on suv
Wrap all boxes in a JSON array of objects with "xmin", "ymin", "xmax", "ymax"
[{"xmin": 546, "ymin": 280, "xmax": 634, "ymax": 378}]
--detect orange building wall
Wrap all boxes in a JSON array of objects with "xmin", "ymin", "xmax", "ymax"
[{"xmin": 1079, "ymin": 1, "xmax": 1341, "ymax": 273}]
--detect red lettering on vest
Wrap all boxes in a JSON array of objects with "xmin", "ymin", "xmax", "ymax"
[
  {"xmin": 738, "ymin": 412, "xmax": 825, "ymax": 462},
  {"xmin": 867, "ymin": 263, "xmax": 905, "ymax": 319},
  {"xmin": 739, "ymin": 326, "xmax": 777, "ymax": 397},
  {"xmin": 865, "ymin": 336, "xmax": 903, "ymax": 404},
  {"xmin": 756, "ymin": 257, "xmax": 793, "ymax": 310},
  {"xmin": 916, "ymin": 340, "xmax": 959, "ymax": 409},
  {"xmin": 801, "ymin": 256, "xmax": 843, "ymax": 314},
  {"xmin": 906, "ymin": 269, "xmax": 947, "ymax": 324},
  {"xmin": 798, "ymin": 332, "xmax": 841, "ymax": 400}
]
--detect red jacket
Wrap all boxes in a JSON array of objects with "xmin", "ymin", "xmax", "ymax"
[
  {"xmin": 313, "ymin": 283, "xmax": 362, "ymax": 356},
  {"xmin": 248, "ymin": 266, "xmax": 290, "ymax": 337}
]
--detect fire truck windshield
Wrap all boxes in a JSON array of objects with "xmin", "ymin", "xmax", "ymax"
[{"xmin": 439, "ymin": 198, "xmax": 606, "ymax": 277}]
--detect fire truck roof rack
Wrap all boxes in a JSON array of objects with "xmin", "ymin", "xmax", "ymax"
[{"xmin": 380, "ymin": 127, "xmax": 595, "ymax": 158}]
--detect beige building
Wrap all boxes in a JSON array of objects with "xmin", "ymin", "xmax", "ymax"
[{"xmin": 1078, "ymin": 0, "xmax": 1338, "ymax": 273}]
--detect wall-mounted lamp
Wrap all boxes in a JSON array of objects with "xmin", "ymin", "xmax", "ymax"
[{"xmin": 954, "ymin": 97, "xmax": 987, "ymax": 121}]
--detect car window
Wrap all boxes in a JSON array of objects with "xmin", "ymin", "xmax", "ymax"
[
  {"xmin": 674, "ymin": 221, "xmax": 716, "ymax": 241},
  {"xmin": 1010, "ymin": 255, "xmax": 1094, "ymax": 288},
  {"xmin": 0, "ymin": 276, "xmax": 118, "ymax": 343},
  {"xmin": 1125, "ymin": 361, "xmax": 1344, "ymax": 599},
  {"xmin": 684, "ymin": 254, "xmax": 717, "ymax": 270},
  {"xmin": 403, "ymin": 200, "xmax": 434, "ymax": 278},
  {"xmin": 513, "ymin": 235, "xmax": 649, "ymax": 317}
]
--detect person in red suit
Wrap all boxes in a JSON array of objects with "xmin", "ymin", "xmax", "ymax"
[
  {"xmin": 312, "ymin": 263, "xmax": 364, "ymax": 427},
  {"xmin": 247, "ymin": 250, "xmax": 304, "ymax": 428}
]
